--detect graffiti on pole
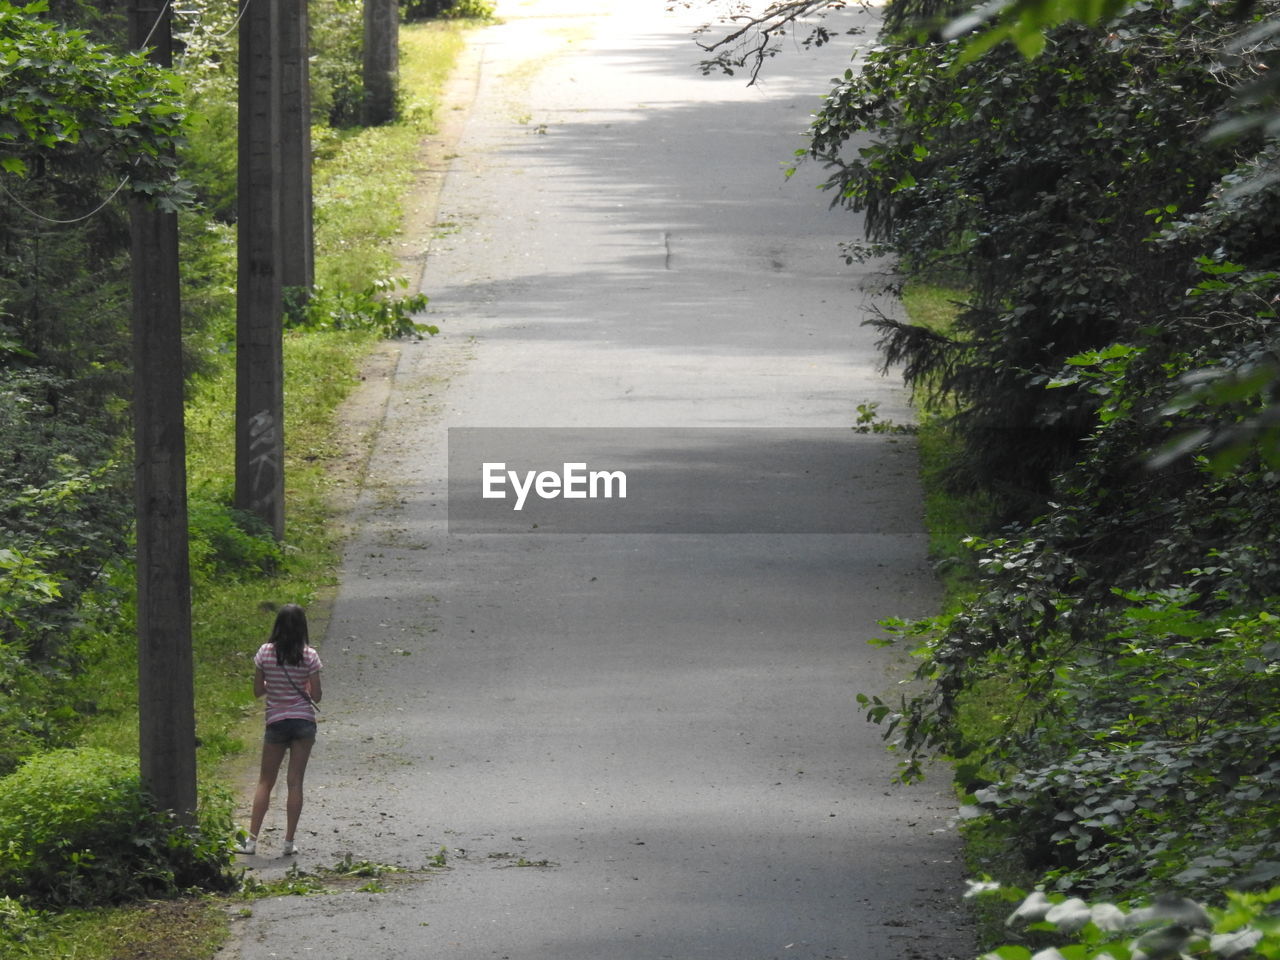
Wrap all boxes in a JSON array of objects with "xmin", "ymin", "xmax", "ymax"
[{"xmin": 247, "ymin": 408, "xmax": 280, "ymax": 516}]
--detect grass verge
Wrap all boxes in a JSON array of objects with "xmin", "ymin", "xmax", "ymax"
[
  {"xmin": 3, "ymin": 17, "xmax": 481, "ymax": 960},
  {"xmin": 898, "ymin": 281, "xmax": 993, "ymax": 601},
  {"xmin": 313, "ymin": 21, "xmax": 470, "ymax": 289},
  {"xmin": 898, "ymin": 280, "xmax": 1041, "ymax": 944},
  {"xmin": 0, "ymin": 900, "xmax": 229, "ymax": 960}
]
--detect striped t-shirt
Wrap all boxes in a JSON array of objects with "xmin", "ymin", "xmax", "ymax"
[{"xmin": 254, "ymin": 642, "xmax": 323, "ymax": 724}]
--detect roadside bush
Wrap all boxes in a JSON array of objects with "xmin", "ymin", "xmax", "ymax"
[
  {"xmin": 402, "ymin": 0, "xmax": 495, "ymax": 20},
  {"xmin": 0, "ymin": 366, "xmax": 133, "ymax": 682},
  {"xmin": 0, "ymin": 895, "xmax": 44, "ymax": 945},
  {"xmin": 283, "ymin": 278, "xmax": 436, "ymax": 340},
  {"xmin": 188, "ymin": 499, "xmax": 286, "ymax": 581},
  {"xmin": 311, "ymin": 0, "xmax": 367, "ymax": 126},
  {"xmin": 975, "ymin": 883, "xmax": 1280, "ymax": 960},
  {"xmin": 968, "ymin": 725, "xmax": 1280, "ymax": 898},
  {"xmin": 0, "ymin": 640, "xmax": 80, "ymax": 777},
  {"xmin": 0, "ymin": 748, "xmax": 234, "ymax": 908}
]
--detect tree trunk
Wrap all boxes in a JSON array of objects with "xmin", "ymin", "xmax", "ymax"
[
  {"xmin": 362, "ymin": 0, "xmax": 399, "ymax": 126},
  {"xmin": 129, "ymin": 0, "xmax": 197, "ymax": 824},
  {"xmin": 236, "ymin": 0, "xmax": 285, "ymax": 540},
  {"xmin": 278, "ymin": 0, "xmax": 314, "ymax": 296}
]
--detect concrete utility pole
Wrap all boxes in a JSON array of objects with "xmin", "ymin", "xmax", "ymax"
[
  {"xmin": 236, "ymin": 0, "xmax": 285, "ymax": 540},
  {"xmin": 278, "ymin": 0, "xmax": 314, "ymax": 294},
  {"xmin": 129, "ymin": 0, "xmax": 197, "ymax": 823},
  {"xmin": 362, "ymin": 0, "xmax": 399, "ymax": 125}
]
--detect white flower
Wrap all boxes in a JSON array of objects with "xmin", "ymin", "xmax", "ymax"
[
  {"xmin": 1045, "ymin": 897, "xmax": 1092, "ymax": 933},
  {"xmin": 1007, "ymin": 890, "xmax": 1053, "ymax": 926}
]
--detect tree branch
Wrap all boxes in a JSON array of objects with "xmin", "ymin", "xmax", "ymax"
[{"xmin": 674, "ymin": 0, "xmax": 856, "ymax": 84}]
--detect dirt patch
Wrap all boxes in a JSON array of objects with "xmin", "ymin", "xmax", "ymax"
[
  {"xmin": 394, "ymin": 35, "xmax": 487, "ymax": 296},
  {"xmin": 326, "ymin": 342, "xmax": 403, "ymax": 523},
  {"xmin": 325, "ymin": 23, "xmax": 490, "ymax": 524},
  {"xmin": 108, "ymin": 899, "xmax": 228, "ymax": 960}
]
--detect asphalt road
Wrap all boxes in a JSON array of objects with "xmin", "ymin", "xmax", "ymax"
[{"xmin": 224, "ymin": 2, "xmax": 975, "ymax": 958}]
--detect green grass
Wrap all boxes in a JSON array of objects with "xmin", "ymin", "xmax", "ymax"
[
  {"xmin": 897, "ymin": 280, "xmax": 994, "ymax": 600},
  {"xmin": 313, "ymin": 21, "xmax": 470, "ymax": 289},
  {"xmin": 0, "ymin": 900, "xmax": 228, "ymax": 960},
  {"xmin": 11, "ymin": 17, "xmax": 479, "ymax": 960},
  {"xmin": 898, "ymin": 281, "xmax": 1037, "ymax": 945},
  {"xmin": 900, "ymin": 281, "xmax": 968, "ymax": 335}
]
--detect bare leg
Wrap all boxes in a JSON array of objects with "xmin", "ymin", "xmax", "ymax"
[
  {"xmin": 249, "ymin": 740, "xmax": 288, "ymax": 839},
  {"xmin": 284, "ymin": 737, "xmax": 315, "ymax": 842}
]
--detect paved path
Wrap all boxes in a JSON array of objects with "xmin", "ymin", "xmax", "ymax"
[{"xmin": 226, "ymin": 3, "xmax": 974, "ymax": 958}]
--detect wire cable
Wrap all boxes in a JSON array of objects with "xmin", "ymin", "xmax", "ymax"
[
  {"xmin": 136, "ymin": 0, "xmax": 175, "ymax": 51},
  {"xmin": 0, "ymin": 0, "xmax": 248, "ymax": 224},
  {"xmin": 0, "ymin": 175, "xmax": 132, "ymax": 224},
  {"xmin": 215, "ymin": 0, "xmax": 253, "ymax": 40}
]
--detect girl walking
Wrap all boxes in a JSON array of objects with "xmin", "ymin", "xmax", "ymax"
[{"xmin": 235, "ymin": 603, "xmax": 323, "ymax": 856}]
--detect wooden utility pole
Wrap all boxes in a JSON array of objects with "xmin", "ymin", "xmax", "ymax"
[
  {"xmin": 129, "ymin": 0, "xmax": 197, "ymax": 823},
  {"xmin": 362, "ymin": 0, "xmax": 399, "ymax": 125},
  {"xmin": 278, "ymin": 0, "xmax": 314, "ymax": 293},
  {"xmin": 236, "ymin": 0, "xmax": 285, "ymax": 540}
]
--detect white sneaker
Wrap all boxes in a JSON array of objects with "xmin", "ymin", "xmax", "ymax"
[
  {"xmin": 233, "ymin": 835, "xmax": 257, "ymax": 855},
  {"xmin": 282, "ymin": 839, "xmax": 299, "ymax": 856}
]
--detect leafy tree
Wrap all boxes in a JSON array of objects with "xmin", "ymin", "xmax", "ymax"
[
  {"xmin": 812, "ymin": 2, "xmax": 1270, "ymax": 505},
  {"xmin": 1, "ymin": 0, "xmax": 189, "ymax": 640},
  {"xmin": 0, "ymin": 0, "xmax": 188, "ymax": 199}
]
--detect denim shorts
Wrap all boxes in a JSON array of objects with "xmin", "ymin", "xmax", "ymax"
[{"xmin": 264, "ymin": 718, "xmax": 317, "ymax": 744}]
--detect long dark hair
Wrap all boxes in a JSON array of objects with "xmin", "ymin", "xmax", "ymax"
[{"xmin": 267, "ymin": 603, "xmax": 309, "ymax": 666}]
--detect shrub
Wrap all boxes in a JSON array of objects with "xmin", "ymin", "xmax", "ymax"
[
  {"xmin": 0, "ymin": 639, "xmax": 79, "ymax": 777},
  {"xmin": 967, "ymin": 725, "xmax": 1280, "ymax": 898},
  {"xmin": 311, "ymin": 0, "xmax": 367, "ymax": 127},
  {"xmin": 975, "ymin": 883, "xmax": 1280, "ymax": 960},
  {"xmin": 402, "ymin": 0, "xmax": 495, "ymax": 21},
  {"xmin": 283, "ymin": 278, "xmax": 436, "ymax": 340},
  {"xmin": 187, "ymin": 499, "xmax": 286, "ymax": 581},
  {"xmin": 0, "ymin": 748, "xmax": 234, "ymax": 908}
]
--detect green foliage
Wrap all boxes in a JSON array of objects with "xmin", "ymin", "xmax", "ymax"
[
  {"xmin": 969, "ymin": 724, "xmax": 1280, "ymax": 896},
  {"xmin": 851, "ymin": 401, "xmax": 918, "ymax": 435},
  {"xmin": 861, "ymin": 449, "xmax": 1280, "ymax": 892},
  {"xmin": 0, "ymin": 895, "xmax": 44, "ymax": 944},
  {"xmin": 0, "ymin": 547, "xmax": 61, "ymax": 635},
  {"xmin": 283, "ymin": 278, "xmax": 437, "ymax": 341},
  {"xmin": 237, "ymin": 864, "xmax": 334, "ymax": 899},
  {"xmin": 0, "ymin": 748, "xmax": 234, "ymax": 908},
  {"xmin": 817, "ymin": 0, "xmax": 1280, "ymax": 913},
  {"xmin": 812, "ymin": 1, "xmax": 1267, "ymax": 507},
  {"xmin": 402, "ymin": 0, "xmax": 496, "ymax": 20},
  {"xmin": 434, "ymin": 0, "xmax": 496, "ymax": 19},
  {"xmin": 975, "ymin": 884, "xmax": 1280, "ymax": 960},
  {"xmin": 309, "ymin": 0, "xmax": 368, "ymax": 127},
  {"xmin": 0, "ymin": 0, "xmax": 189, "ymax": 203},
  {"xmin": 0, "ymin": 11, "xmax": 150, "ymax": 759},
  {"xmin": 236, "ymin": 854, "xmax": 406, "ymax": 900},
  {"xmin": 187, "ymin": 499, "xmax": 285, "ymax": 581},
  {"xmin": 178, "ymin": 72, "xmax": 238, "ymax": 219},
  {"xmin": 939, "ymin": 0, "xmax": 1280, "ymax": 151},
  {"xmin": 0, "ymin": 637, "xmax": 71, "ymax": 776},
  {"xmin": 0, "ymin": 369, "xmax": 133, "ymax": 770}
]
